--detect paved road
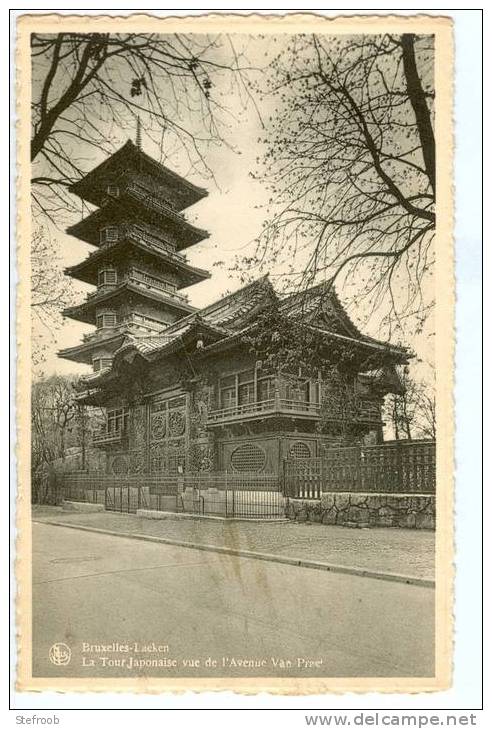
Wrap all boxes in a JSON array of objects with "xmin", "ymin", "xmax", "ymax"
[
  {"xmin": 32, "ymin": 522, "xmax": 435, "ymax": 679},
  {"xmin": 33, "ymin": 505, "xmax": 435, "ymax": 580}
]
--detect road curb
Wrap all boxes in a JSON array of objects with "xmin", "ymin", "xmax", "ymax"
[{"xmin": 33, "ymin": 519, "xmax": 435, "ymax": 588}]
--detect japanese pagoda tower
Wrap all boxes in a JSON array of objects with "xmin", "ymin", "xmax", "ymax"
[{"xmin": 59, "ymin": 138, "xmax": 210, "ymax": 373}]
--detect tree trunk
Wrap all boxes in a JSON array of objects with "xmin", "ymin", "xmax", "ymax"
[
  {"xmin": 392, "ymin": 398, "xmax": 400, "ymax": 440},
  {"xmin": 401, "ymin": 34, "xmax": 435, "ymax": 195}
]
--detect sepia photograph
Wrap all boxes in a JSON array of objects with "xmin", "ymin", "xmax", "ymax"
[{"xmin": 14, "ymin": 12, "xmax": 454, "ymax": 694}]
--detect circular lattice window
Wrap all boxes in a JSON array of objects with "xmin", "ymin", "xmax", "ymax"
[
  {"xmin": 231, "ymin": 443, "xmax": 266, "ymax": 473},
  {"xmin": 289, "ymin": 441, "xmax": 311, "ymax": 459},
  {"xmin": 168, "ymin": 410, "xmax": 186, "ymax": 436},
  {"xmin": 111, "ymin": 454, "xmax": 129, "ymax": 475},
  {"xmin": 151, "ymin": 413, "xmax": 166, "ymax": 440}
]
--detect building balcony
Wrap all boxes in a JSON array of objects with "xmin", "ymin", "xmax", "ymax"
[
  {"xmin": 207, "ymin": 398, "xmax": 321, "ymax": 426},
  {"xmin": 81, "ymin": 316, "xmax": 166, "ymax": 344},
  {"xmin": 206, "ymin": 396, "xmax": 381, "ymax": 427},
  {"xmin": 126, "ymin": 224, "xmax": 187, "ymax": 263},
  {"xmin": 126, "ymin": 181, "xmax": 186, "ymax": 222},
  {"xmin": 81, "ymin": 275, "xmax": 190, "ymax": 308},
  {"xmin": 92, "ymin": 429, "xmax": 128, "ymax": 448},
  {"xmin": 97, "ymin": 222, "xmax": 189, "ymax": 264},
  {"xmin": 128, "ymin": 272, "xmax": 189, "ymax": 303},
  {"xmin": 82, "ymin": 325, "xmax": 125, "ymax": 344},
  {"xmin": 124, "ymin": 181, "xmax": 209, "ymax": 248},
  {"xmin": 84, "ymin": 277, "xmax": 187, "ymax": 304}
]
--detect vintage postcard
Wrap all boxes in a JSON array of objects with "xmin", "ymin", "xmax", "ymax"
[{"xmin": 15, "ymin": 12, "xmax": 454, "ymax": 694}]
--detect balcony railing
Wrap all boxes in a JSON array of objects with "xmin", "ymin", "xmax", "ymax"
[
  {"xmin": 81, "ymin": 316, "xmax": 166, "ymax": 344},
  {"xmin": 126, "ymin": 181, "xmax": 186, "ymax": 223},
  {"xmin": 207, "ymin": 396, "xmax": 381, "ymax": 425},
  {"xmin": 207, "ymin": 398, "xmax": 321, "ymax": 424},
  {"xmin": 129, "ymin": 271, "xmax": 189, "ymax": 303},
  {"xmin": 127, "ymin": 224, "xmax": 187, "ymax": 263},
  {"xmin": 93, "ymin": 429, "xmax": 127, "ymax": 447},
  {"xmin": 82, "ymin": 275, "xmax": 188, "ymax": 306}
]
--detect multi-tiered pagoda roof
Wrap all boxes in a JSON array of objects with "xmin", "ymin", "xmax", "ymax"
[
  {"xmin": 59, "ymin": 139, "xmax": 210, "ymax": 369},
  {"xmin": 69, "ymin": 139, "xmax": 208, "ymax": 210}
]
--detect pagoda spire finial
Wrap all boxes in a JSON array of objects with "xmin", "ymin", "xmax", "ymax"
[{"xmin": 136, "ymin": 116, "xmax": 142, "ymax": 150}]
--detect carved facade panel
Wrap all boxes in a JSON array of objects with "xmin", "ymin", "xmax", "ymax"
[
  {"xmin": 129, "ymin": 449, "xmax": 147, "ymax": 473},
  {"xmin": 146, "ymin": 393, "xmax": 188, "ymax": 473},
  {"xmin": 150, "ymin": 412, "xmax": 166, "ymax": 440},
  {"xmin": 190, "ymin": 382, "xmax": 213, "ymax": 439},
  {"xmin": 168, "ymin": 409, "xmax": 185, "ymax": 437},
  {"xmin": 131, "ymin": 405, "xmax": 147, "ymax": 448},
  {"xmin": 149, "ymin": 438, "xmax": 186, "ymax": 474},
  {"xmin": 149, "ymin": 394, "xmax": 187, "ymax": 441},
  {"xmin": 188, "ymin": 442, "xmax": 215, "ymax": 472}
]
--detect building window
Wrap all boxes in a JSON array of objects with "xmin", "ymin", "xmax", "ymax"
[
  {"xmin": 289, "ymin": 441, "xmax": 312, "ymax": 459},
  {"xmin": 231, "ymin": 443, "xmax": 266, "ymax": 473},
  {"xmin": 220, "ymin": 387, "xmax": 235, "ymax": 409},
  {"xmin": 96, "ymin": 312, "xmax": 117, "ymax": 329},
  {"xmin": 107, "ymin": 408, "xmax": 129, "ymax": 434},
  {"xmin": 98, "ymin": 269, "xmax": 117, "ymax": 286},
  {"xmin": 93, "ymin": 357, "xmax": 112, "ymax": 372},
  {"xmin": 100, "ymin": 226, "xmax": 119, "ymax": 244},
  {"xmin": 238, "ymin": 382, "xmax": 255, "ymax": 405},
  {"xmin": 218, "ymin": 368, "xmax": 316, "ymax": 411},
  {"xmin": 283, "ymin": 378, "xmax": 310, "ymax": 403},
  {"xmin": 106, "ymin": 185, "xmax": 120, "ymax": 198},
  {"xmin": 237, "ymin": 369, "xmax": 255, "ymax": 405},
  {"xmin": 219, "ymin": 374, "xmax": 236, "ymax": 410},
  {"xmin": 257, "ymin": 376, "xmax": 274, "ymax": 402}
]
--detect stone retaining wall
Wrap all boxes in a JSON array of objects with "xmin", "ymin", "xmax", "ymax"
[{"xmin": 286, "ymin": 493, "xmax": 435, "ymax": 530}]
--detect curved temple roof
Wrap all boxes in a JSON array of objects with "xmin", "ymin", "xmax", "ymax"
[
  {"xmin": 69, "ymin": 140, "xmax": 208, "ymax": 211},
  {"xmin": 66, "ymin": 197, "xmax": 209, "ymax": 251},
  {"xmin": 64, "ymin": 237, "xmax": 210, "ymax": 289},
  {"xmin": 76, "ymin": 276, "xmax": 410, "ymax": 393}
]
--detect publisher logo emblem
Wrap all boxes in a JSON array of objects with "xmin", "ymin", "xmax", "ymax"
[{"xmin": 49, "ymin": 643, "xmax": 71, "ymax": 666}]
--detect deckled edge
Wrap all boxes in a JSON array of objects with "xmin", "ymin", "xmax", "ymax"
[{"xmin": 14, "ymin": 11, "xmax": 455, "ymax": 697}]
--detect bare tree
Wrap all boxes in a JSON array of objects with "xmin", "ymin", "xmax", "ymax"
[
  {"xmin": 385, "ymin": 366, "xmax": 435, "ymax": 440},
  {"xmin": 31, "ymin": 374, "xmax": 106, "ymax": 470},
  {"xmin": 31, "ymin": 375, "xmax": 78, "ymax": 469},
  {"xmin": 246, "ymin": 33, "xmax": 435, "ymax": 336},
  {"xmin": 31, "ymin": 227, "xmax": 79, "ymax": 365},
  {"xmin": 31, "ymin": 32, "xmax": 254, "ymax": 222},
  {"xmin": 413, "ymin": 365, "xmax": 436, "ymax": 439}
]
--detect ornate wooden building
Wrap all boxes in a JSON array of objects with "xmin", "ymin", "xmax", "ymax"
[{"xmin": 60, "ymin": 139, "xmax": 408, "ymax": 477}]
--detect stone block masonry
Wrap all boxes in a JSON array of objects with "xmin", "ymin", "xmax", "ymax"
[{"xmin": 285, "ymin": 492, "xmax": 435, "ymax": 530}]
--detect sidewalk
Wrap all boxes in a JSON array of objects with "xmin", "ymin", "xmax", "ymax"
[{"xmin": 32, "ymin": 505, "xmax": 435, "ymax": 581}]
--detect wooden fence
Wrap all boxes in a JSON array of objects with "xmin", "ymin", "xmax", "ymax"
[{"xmin": 284, "ymin": 440, "xmax": 436, "ymax": 498}]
